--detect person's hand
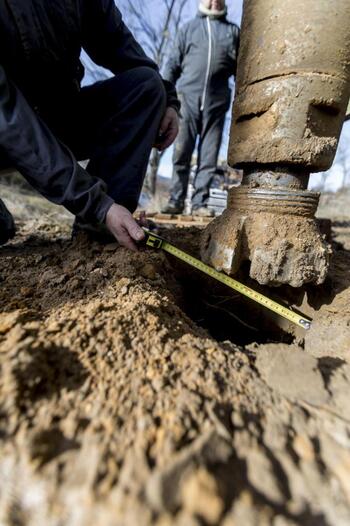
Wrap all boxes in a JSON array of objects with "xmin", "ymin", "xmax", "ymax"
[
  {"xmin": 105, "ymin": 203, "xmax": 145, "ymax": 251},
  {"xmin": 155, "ymin": 107, "xmax": 179, "ymax": 151}
]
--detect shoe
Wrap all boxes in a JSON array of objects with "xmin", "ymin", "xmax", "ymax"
[
  {"xmin": 161, "ymin": 203, "xmax": 184, "ymax": 215},
  {"xmin": 192, "ymin": 206, "xmax": 215, "ymax": 218},
  {"xmin": 0, "ymin": 198, "xmax": 16, "ymax": 245},
  {"xmin": 72, "ymin": 218, "xmax": 115, "ymax": 244}
]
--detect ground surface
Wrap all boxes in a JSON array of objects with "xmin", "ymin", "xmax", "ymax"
[{"xmin": 1, "ymin": 182, "xmax": 350, "ymax": 525}]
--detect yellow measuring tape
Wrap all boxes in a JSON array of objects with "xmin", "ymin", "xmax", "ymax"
[{"xmin": 144, "ymin": 229, "xmax": 312, "ymax": 331}]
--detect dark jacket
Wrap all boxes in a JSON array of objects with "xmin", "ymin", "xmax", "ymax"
[
  {"xmin": 163, "ymin": 13, "xmax": 240, "ymax": 111},
  {"xmin": 0, "ymin": 0, "xmax": 179, "ymax": 223}
]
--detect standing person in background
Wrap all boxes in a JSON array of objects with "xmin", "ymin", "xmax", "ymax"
[{"xmin": 162, "ymin": 0, "xmax": 240, "ymax": 217}]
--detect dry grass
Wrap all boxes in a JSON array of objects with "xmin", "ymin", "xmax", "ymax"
[
  {"xmin": 0, "ymin": 170, "xmax": 72, "ymax": 225},
  {"xmin": 318, "ymin": 188, "xmax": 350, "ymax": 219}
]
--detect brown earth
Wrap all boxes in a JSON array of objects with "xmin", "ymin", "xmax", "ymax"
[{"xmin": 1, "ymin": 186, "xmax": 350, "ymax": 525}]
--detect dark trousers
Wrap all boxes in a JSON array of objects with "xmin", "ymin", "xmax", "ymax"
[
  {"xmin": 49, "ymin": 67, "xmax": 166, "ymax": 212},
  {"xmin": 0, "ymin": 67, "xmax": 166, "ymax": 214},
  {"xmin": 168, "ymin": 97, "xmax": 227, "ymax": 209}
]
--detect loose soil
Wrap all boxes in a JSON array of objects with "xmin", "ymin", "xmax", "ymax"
[{"xmin": 1, "ymin": 185, "xmax": 350, "ymax": 525}]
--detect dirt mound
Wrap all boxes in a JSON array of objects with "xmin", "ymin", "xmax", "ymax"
[{"xmin": 0, "ymin": 220, "xmax": 350, "ymax": 525}]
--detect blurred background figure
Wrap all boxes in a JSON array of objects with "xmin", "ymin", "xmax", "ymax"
[{"xmin": 161, "ymin": 0, "xmax": 240, "ymax": 217}]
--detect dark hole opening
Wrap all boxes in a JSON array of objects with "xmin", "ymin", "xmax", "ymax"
[{"xmin": 173, "ymin": 261, "xmax": 295, "ymax": 347}]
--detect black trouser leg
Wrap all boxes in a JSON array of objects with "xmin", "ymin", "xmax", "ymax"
[
  {"xmin": 168, "ymin": 100, "xmax": 199, "ymax": 207},
  {"xmin": 86, "ymin": 69, "xmax": 166, "ymax": 212},
  {"xmin": 0, "ymin": 197, "xmax": 15, "ymax": 245},
  {"xmin": 48, "ymin": 67, "xmax": 167, "ymax": 214},
  {"xmin": 191, "ymin": 104, "xmax": 226, "ymax": 209},
  {"xmin": 0, "ymin": 152, "xmax": 16, "ymax": 244}
]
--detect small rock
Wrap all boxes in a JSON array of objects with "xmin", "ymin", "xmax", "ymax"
[
  {"xmin": 0, "ymin": 311, "xmax": 21, "ymax": 335},
  {"xmin": 140, "ymin": 263, "xmax": 157, "ymax": 281},
  {"xmin": 39, "ymin": 269, "xmax": 56, "ymax": 284},
  {"xmin": 24, "ymin": 321, "xmax": 41, "ymax": 332},
  {"xmin": 53, "ymin": 274, "xmax": 68, "ymax": 286},
  {"xmin": 46, "ymin": 321, "xmax": 62, "ymax": 333},
  {"xmin": 64, "ymin": 258, "xmax": 81, "ymax": 272},
  {"xmin": 293, "ymin": 435, "xmax": 315, "ymax": 462},
  {"xmin": 231, "ymin": 411, "xmax": 244, "ymax": 428},
  {"xmin": 152, "ymin": 378, "xmax": 164, "ymax": 392},
  {"xmin": 69, "ymin": 278, "xmax": 81, "ymax": 290},
  {"xmin": 104, "ymin": 243, "xmax": 119, "ymax": 252},
  {"xmin": 20, "ymin": 287, "xmax": 34, "ymax": 298},
  {"xmin": 115, "ymin": 278, "xmax": 131, "ymax": 293},
  {"xmin": 181, "ymin": 468, "xmax": 224, "ymax": 525}
]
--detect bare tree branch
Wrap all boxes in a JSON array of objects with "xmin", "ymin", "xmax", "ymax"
[
  {"xmin": 108, "ymin": 0, "xmax": 198, "ymax": 196},
  {"xmin": 156, "ymin": 0, "xmax": 177, "ymax": 64}
]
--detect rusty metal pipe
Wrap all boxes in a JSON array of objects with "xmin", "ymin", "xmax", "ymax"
[
  {"xmin": 230, "ymin": 0, "xmax": 350, "ymax": 172},
  {"xmin": 202, "ymin": 0, "xmax": 350, "ymax": 287},
  {"xmin": 243, "ymin": 169, "xmax": 310, "ymax": 190}
]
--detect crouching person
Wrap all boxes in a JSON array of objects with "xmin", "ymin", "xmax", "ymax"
[{"xmin": 0, "ymin": 0, "xmax": 180, "ymax": 250}]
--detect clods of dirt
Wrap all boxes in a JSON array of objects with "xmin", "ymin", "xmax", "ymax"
[{"xmin": 0, "ymin": 221, "xmax": 350, "ymax": 525}]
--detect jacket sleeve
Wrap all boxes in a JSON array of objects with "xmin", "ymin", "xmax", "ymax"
[
  {"xmin": 229, "ymin": 25, "xmax": 240, "ymax": 77},
  {"xmin": 0, "ymin": 64, "xmax": 114, "ymax": 223},
  {"xmin": 162, "ymin": 28, "xmax": 186, "ymax": 86},
  {"xmin": 81, "ymin": 0, "xmax": 180, "ymax": 113}
]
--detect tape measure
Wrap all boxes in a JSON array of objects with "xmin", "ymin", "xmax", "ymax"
[{"xmin": 144, "ymin": 229, "xmax": 312, "ymax": 331}]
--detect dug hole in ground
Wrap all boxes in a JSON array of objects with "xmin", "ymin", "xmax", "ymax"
[{"xmin": 1, "ymin": 178, "xmax": 350, "ymax": 526}]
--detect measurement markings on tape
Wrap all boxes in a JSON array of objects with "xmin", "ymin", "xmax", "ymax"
[{"xmin": 144, "ymin": 230, "xmax": 312, "ymax": 330}]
